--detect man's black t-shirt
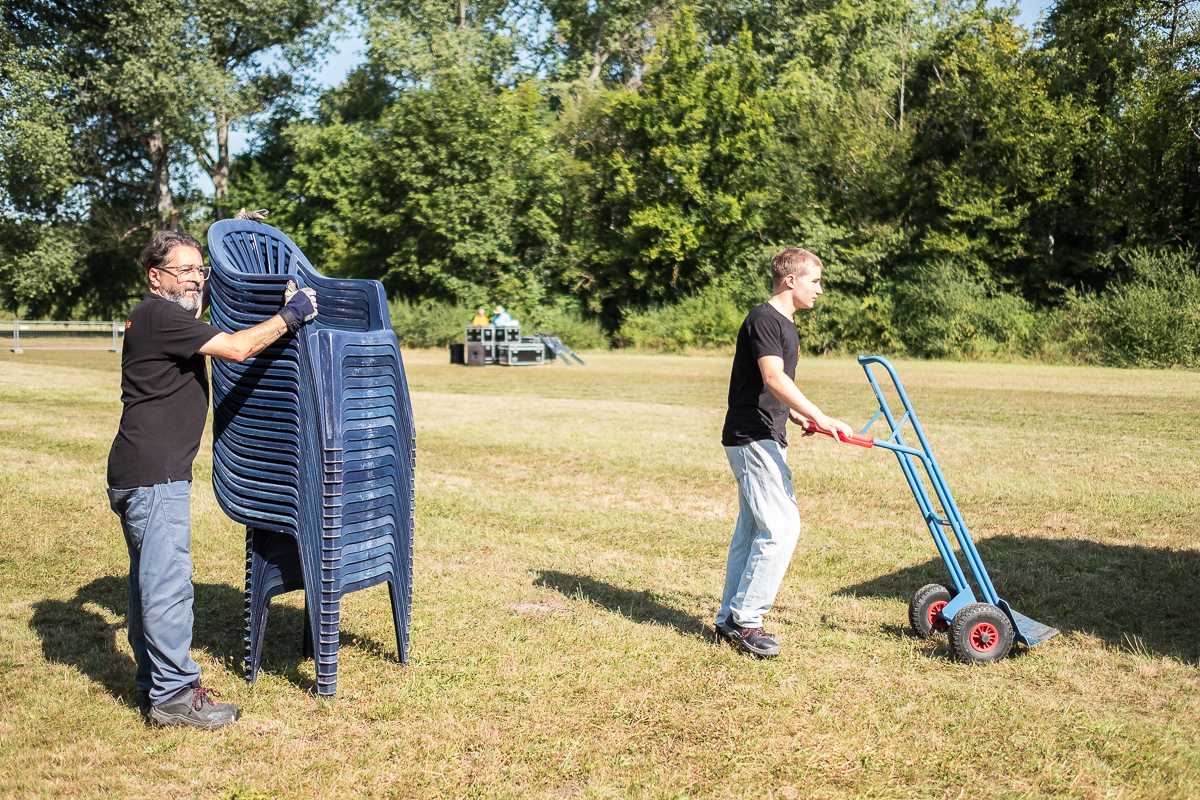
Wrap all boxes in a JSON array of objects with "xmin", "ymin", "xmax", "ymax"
[
  {"xmin": 721, "ymin": 302, "xmax": 799, "ymax": 447},
  {"xmin": 107, "ymin": 292, "xmax": 221, "ymax": 489}
]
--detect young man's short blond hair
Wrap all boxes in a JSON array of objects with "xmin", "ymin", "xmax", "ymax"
[{"xmin": 770, "ymin": 248, "xmax": 822, "ymax": 287}]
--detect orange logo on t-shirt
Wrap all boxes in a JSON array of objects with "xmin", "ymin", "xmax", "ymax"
[{"xmin": 125, "ymin": 321, "xmax": 132, "ymax": 329}]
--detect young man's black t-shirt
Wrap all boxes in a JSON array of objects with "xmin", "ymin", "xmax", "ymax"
[
  {"xmin": 721, "ymin": 302, "xmax": 799, "ymax": 447},
  {"xmin": 107, "ymin": 292, "xmax": 221, "ymax": 489}
]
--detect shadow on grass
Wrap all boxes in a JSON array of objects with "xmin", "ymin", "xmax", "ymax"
[
  {"xmin": 27, "ymin": 575, "xmax": 402, "ymax": 703},
  {"xmin": 839, "ymin": 534, "xmax": 1200, "ymax": 662},
  {"xmin": 534, "ymin": 570, "xmax": 715, "ymax": 640}
]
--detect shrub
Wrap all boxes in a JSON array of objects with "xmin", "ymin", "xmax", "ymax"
[
  {"xmin": 616, "ymin": 288, "xmax": 743, "ymax": 352},
  {"xmin": 889, "ymin": 262, "xmax": 1041, "ymax": 359},
  {"xmin": 386, "ymin": 247, "xmax": 1200, "ymax": 366},
  {"xmin": 520, "ymin": 304, "xmax": 610, "ymax": 350},
  {"xmin": 615, "ymin": 271, "xmax": 1044, "ymax": 360},
  {"xmin": 387, "ymin": 299, "xmax": 476, "ymax": 348},
  {"xmin": 1065, "ymin": 248, "xmax": 1200, "ymax": 368},
  {"xmin": 798, "ymin": 289, "xmax": 900, "ymax": 356},
  {"xmin": 1036, "ymin": 295, "xmax": 1104, "ymax": 364},
  {"xmin": 387, "ymin": 297, "xmax": 610, "ymax": 350}
]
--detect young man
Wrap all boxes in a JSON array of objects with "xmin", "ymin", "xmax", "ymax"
[
  {"xmin": 716, "ymin": 247, "xmax": 854, "ymax": 658},
  {"xmin": 107, "ymin": 230, "xmax": 318, "ymax": 728}
]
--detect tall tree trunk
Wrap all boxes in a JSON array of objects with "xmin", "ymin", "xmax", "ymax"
[
  {"xmin": 898, "ymin": 18, "xmax": 910, "ymax": 131},
  {"xmin": 590, "ymin": 17, "xmax": 606, "ymax": 81},
  {"xmin": 457, "ymin": 0, "xmax": 467, "ymax": 28},
  {"xmin": 212, "ymin": 107, "xmax": 230, "ymax": 220},
  {"xmin": 147, "ymin": 126, "xmax": 175, "ymax": 231}
]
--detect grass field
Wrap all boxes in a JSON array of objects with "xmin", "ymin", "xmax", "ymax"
[{"xmin": 1, "ymin": 348, "xmax": 1198, "ymax": 799}]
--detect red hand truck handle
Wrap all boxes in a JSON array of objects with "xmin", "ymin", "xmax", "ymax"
[{"xmin": 801, "ymin": 419, "xmax": 875, "ymax": 448}]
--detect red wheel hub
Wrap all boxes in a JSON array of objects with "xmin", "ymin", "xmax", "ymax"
[
  {"xmin": 927, "ymin": 601, "xmax": 949, "ymax": 631},
  {"xmin": 970, "ymin": 622, "xmax": 1000, "ymax": 653}
]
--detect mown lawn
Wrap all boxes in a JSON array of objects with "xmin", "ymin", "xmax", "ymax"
[{"xmin": 1, "ymin": 348, "xmax": 1197, "ymax": 799}]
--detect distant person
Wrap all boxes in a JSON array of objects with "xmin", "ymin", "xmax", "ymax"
[
  {"xmin": 716, "ymin": 247, "xmax": 854, "ymax": 658},
  {"xmin": 492, "ymin": 305, "xmax": 515, "ymax": 326},
  {"xmin": 471, "ymin": 308, "xmax": 489, "ymax": 326},
  {"xmin": 107, "ymin": 230, "xmax": 318, "ymax": 728}
]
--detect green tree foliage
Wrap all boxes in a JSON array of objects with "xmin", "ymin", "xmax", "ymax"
[
  {"xmin": 541, "ymin": 0, "xmax": 669, "ymax": 83},
  {"xmin": 0, "ymin": 0, "xmax": 337, "ymax": 316},
  {"xmin": 764, "ymin": 0, "xmax": 923, "ymax": 292},
  {"xmin": 1041, "ymin": 0, "xmax": 1200, "ymax": 286},
  {"xmin": 1, "ymin": 0, "xmax": 214, "ymax": 316},
  {"xmin": 906, "ymin": 6, "xmax": 1085, "ymax": 296},
  {"xmin": 564, "ymin": 10, "xmax": 779, "ymax": 312},
  {"xmin": 353, "ymin": 76, "xmax": 566, "ymax": 309},
  {"xmin": 7, "ymin": 0, "xmax": 1200, "ymax": 366},
  {"xmin": 190, "ymin": 0, "xmax": 341, "ymax": 219},
  {"xmin": 248, "ymin": 1, "xmax": 567, "ymax": 314},
  {"xmin": 355, "ymin": 0, "xmax": 520, "ymax": 89}
]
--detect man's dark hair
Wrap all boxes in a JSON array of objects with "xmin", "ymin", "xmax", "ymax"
[
  {"xmin": 770, "ymin": 248, "xmax": 822, "ymax": 286},
  {"xmin": 140, "ymin": 231, "xmax": 203, "ymax": 272}
]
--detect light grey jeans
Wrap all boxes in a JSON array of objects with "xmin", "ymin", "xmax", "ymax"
[
  {"xmin": 717, "ymin": 440, "xmax": 802, "ymax": 629},
  {"xmin": 107, "ymin": 481, "xmax": 202, "ymax": 704}
]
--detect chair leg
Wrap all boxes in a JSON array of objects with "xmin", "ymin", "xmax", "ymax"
[
  {"xmin": 245, "ymin": 527, "xmax": 305, "ymax": 683},
  {"xmin": 301, "ymin": 600, "xmax": 313, "ymax": 659},
  {"xmin": 243, "ymin": 529, "xmax": 258, "ymax": 682},
  {"xmin": 387, "ymin": 578, "xmax": 410, "ymax": 665}
]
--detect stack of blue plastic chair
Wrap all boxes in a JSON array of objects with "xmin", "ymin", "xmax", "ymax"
[{"xmin": 205, "ymin": 219, "xmax": 415, "ymax": 695}]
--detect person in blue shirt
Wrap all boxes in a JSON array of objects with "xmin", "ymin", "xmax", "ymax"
[{"xmin": 492, "ymin": 305, "xmax": 515, "ymax": 325}]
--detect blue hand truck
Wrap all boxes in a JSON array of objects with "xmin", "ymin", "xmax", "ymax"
[{"xmin": 803, "ymin": 355, "xmax": 1059, "ymax": 662}]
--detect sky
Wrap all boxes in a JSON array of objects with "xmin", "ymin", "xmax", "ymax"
[
  {"xmin": 1013, "ymin": 0, "xmax": 1055, "ymax": 29},
  {"xmin": 305, "ymin": 1, "xmax": 1058, "ymax": 99},
  {"xmin": 198, "ymin": 0, "xmax": 1057, "ymax": 194}
]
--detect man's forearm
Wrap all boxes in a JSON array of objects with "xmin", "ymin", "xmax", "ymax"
[
  {"xmin": 237, "ymin": 316, "xmax": 290, "ymax": 359},
  {"xmin": 757, "ymin": 356, "xmax": 854, "ymax": 439},
  {"xmin": 199, "ymin": 315, "xmax": 290, "ymax": 362}
]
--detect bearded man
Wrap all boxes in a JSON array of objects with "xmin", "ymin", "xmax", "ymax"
[{"xmin": 106, "ymin": 230, "xmax": 317, "ymax": 728}]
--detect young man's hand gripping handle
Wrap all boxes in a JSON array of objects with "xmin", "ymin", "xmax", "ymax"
[
  {"xmin": 757, "ymin": 355, "xmax": 856, "ymax": 442},
  {"xmin": 199, "ymin": 280, "xmax": 317, "ymax": 363}
]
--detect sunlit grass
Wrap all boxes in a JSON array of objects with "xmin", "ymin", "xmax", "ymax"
[{"xmin": 1, "ymin": 349, "xmax": 1197, "ymax": 798}]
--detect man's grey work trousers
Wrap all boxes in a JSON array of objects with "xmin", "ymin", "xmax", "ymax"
[{"xmin": 107, "ymin": 481, "xmax": 202, "ymax": 705}]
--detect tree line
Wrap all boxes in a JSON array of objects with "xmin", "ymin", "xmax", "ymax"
[{"xmin": 3, "ymin": 0, "xmax": 1199, "ymax": 362}]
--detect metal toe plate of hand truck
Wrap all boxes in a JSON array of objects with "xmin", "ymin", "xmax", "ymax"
[{"xmin": 998, "ymin": 600, "xmax": 1060, "ymax": 646}]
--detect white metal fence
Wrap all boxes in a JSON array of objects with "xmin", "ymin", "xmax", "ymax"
[{"xmin": 9, "ymin": 320, "xmax": 124, "ymax": 353}]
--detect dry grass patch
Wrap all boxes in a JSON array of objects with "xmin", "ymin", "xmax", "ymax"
[{"xmin": 0, "ymin": 348, "xmax": 1198, "ymax": 798}]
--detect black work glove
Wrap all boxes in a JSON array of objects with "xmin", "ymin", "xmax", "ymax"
[{"xmin": 279, "ymin": 279, "xmax": 317, "ymax": 333}]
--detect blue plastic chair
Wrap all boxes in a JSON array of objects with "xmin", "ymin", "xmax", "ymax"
[{"xmin": 206, "ymin": 220, "xmax": 416, "ymax": 695}]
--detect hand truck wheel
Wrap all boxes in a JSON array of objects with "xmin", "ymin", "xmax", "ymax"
[
  {"xmin": 908, "ymin": 583, "xmax": 954, "ymax": 638},
  {"xmin": 948, "ymin": 603, "xmax": 1014, "ymax": 663}
]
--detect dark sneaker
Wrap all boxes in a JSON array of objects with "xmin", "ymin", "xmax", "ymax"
[
  {"xmin": 149, "ymin": 685, "xmax": 239, "ymax": 730},
  {"xmin": 716, "ymin": 618, "xmax": 778, "ymax": 646},
  {"xmin": 136, "ymin": 691, "xmax": 152, "ymax": 716},
  {"xmin": 732, "ymin": 626, "xmax": 781, "ymax": 658}
]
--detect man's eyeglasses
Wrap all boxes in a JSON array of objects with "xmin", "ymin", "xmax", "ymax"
[{"xmin": 158, "ymin": 266, "xmax": 211, "ymax": 280}]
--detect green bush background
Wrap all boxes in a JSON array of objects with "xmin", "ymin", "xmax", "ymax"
[{"xmin": 415, "ymin": 247, "xmax": 1200, "ymax": 368}]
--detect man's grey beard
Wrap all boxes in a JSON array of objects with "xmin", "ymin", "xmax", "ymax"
[{"xmin": 160, "ymin": 282, "xmax": 202, "ymax": 314}]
